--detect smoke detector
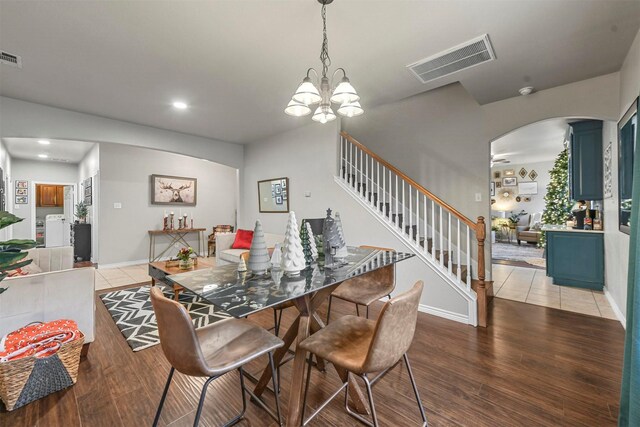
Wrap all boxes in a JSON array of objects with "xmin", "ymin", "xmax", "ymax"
[{"xmin": 519, "ymin": 86, "xmax": 534, "ymax": 96}]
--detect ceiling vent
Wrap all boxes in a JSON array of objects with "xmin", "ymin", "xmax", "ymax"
[
  {"xmin": 1, "ymin": 51, "xmax": 22, "ymax": 68},
  {"xmin": 407, "ymin": 34, "xmax": 495, "ymax": 84}
]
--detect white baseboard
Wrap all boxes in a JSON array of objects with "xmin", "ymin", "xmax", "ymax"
[
  {"xmin": 603, "ymin": 288, "xmax": 626, "ymax": 329},
  {"xmin": 418, "ymin": 303, "xmax": 469, "ymax": 325},
  {"xmin": 98, "ymin": 259, "xmax": 148, "ymax": 270}
]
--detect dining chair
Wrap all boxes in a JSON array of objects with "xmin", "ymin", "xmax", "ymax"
[
  {"xmin": 299, "ymin": 281, "xmax": 428, "ymax": 427},
  {"xmin": 150, "ymin": 287, "xmax": 284, "ymax": 427},
  {"xmin": 326, "ymin": 245, "xmax": 396, "ymax": 324}
]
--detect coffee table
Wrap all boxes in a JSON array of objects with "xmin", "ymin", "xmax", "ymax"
[{"xmin": 148, "ymin": 258, "xmax": 215, "ymax": 301}]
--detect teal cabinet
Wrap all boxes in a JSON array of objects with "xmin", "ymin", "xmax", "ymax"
[
  {"xmin": 569, "ymin": 120, "xmax": 603, "ymax": 200},
  {"xmin": 546, "ymin": 231, "xmax": 604, "ymax": 290}
]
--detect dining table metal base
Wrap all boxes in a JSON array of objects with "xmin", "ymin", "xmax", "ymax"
[{"xmin": 253, "ymin": 285, "xmax": 371, "ymax": 426}]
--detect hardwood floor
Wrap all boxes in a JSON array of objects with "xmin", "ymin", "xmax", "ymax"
[{"xmin": 0, "ymin": 285, "xmax": 625, "ymax": 426}]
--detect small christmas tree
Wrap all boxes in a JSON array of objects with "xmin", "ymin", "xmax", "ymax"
[
  {"xmin": 334, "ymin": 212, "xmax": 348, "ymax": 259},
  {"xmin": 541, "ymin": 148, "xmax": 572, "ymax": 247},
  {"xmin": 248, "ymin": 220, "xmax": 270, "ymax": 275},
  {"xmin": 270, "ymin": 242, "xmax": 282, "ymax": 269},
  {"xmin": 282, "ymin": 212, "xmax": 306, "ymax": 276},
  {"xmin": 305, "ymin": 221, "xmax": 318, "ymax": 261},
  {"xmin": 300, "ymin": 220, "xmax": 314, "ymax": 266}
]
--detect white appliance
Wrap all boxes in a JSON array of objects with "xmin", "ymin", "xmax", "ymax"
[{"xmin": 45, "ymin": 214, "xmax": 71, "ymax": 248}]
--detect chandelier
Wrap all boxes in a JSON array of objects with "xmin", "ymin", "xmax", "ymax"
[{"xmin": 284, "ymin": 0, "xmax": 363, "ymax": 123}]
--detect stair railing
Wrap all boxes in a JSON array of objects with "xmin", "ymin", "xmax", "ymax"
[{"xmin": 339, "ymin": 131, "xmax": 487, "ymax": 326}]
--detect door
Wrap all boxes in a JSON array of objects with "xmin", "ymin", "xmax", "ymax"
[{"xmin": 62, "ymin": 186, "xmax": 74, "ymax": 246}]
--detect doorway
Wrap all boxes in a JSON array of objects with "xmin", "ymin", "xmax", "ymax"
[{"xmin": 32, "ymin": 182, "xmax": 76, "ymax": 247}]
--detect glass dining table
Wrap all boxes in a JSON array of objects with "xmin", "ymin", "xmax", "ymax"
[{"xmin": 167, "ymin": 246, "xmax": 414, "ymax": 426}]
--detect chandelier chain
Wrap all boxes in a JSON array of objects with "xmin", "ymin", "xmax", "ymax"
[{"xmin": 320, "ymin": 3, "xmax": 331, "ymax": 78}]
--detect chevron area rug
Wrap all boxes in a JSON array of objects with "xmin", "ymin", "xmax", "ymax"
[{"xmin": 99, "ymin": 284, "xmax": 230, "ymax": 351}]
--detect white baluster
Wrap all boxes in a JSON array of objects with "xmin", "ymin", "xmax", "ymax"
[
  {"xmin": 457, "ymin": 219, "xmax": 461, "ymax": 282},
  {"xmin": 439, "ymin": 205, "xmax": 444, "ymax": 268},
  {"xmin": 395, "ymin": 175, "xmax": 399, "ymax": 228},
  {"xmin": 408, "ymin": 185, "xmax": 412, "ymax": 239},
  {"xmin": 466, "ymin": 227, "xmax": 471, "ymax": 290},
  {"xmin": 360, "ymin": 150, "xmax": 364, "ymax": 197},
  {"xmin": 382, "ymin": 166, "xmax": 386, "ymax": 217},
  {"xmin": 340, "ymin": 136, "xmax": 344, "ymax": 178},
  {"xmin": 431, "ymin": 200, "xmax": 436, "ymax": 261},
  {"xmin": 416, "ymin": 188, "xmax": 420, "ymax": 244},
  {"xmin": 377, "ymin": 161, "xmax": 381, "ymax": 211},
  {"xmin": 448, "ymin": 211, "xmax": 452, "ymax": 274},
  {"xmin": 423, "ymin": 195, "xmax": 428, "ymax": 254}
]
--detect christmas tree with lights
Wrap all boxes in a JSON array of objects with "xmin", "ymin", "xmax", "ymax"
[{"xmin": 541, "ymin": 148, "xmax": 572, "ymax": 247}]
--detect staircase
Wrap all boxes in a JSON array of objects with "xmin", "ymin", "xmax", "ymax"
[{"xmin": 336, "ymin": 132, "xmax": 488, "ymax": 327}]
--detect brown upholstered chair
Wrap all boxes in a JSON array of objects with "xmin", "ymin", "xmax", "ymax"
[
  {"xmin": 208, "ymin": 225, "xmax": 234, "ymax": 257},
  {"xmin": 149, "ymin": 287, "xmax": 283, "ymax": 427},
  {"xmin": 326, "ymin": 245, "xmax": 396, "ymax": 323},
  {"xmin": 300, "ymin": 281, "xmax": 427, "ymax": 427}
]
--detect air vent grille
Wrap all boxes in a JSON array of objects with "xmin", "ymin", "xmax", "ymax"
[
  {"xmin": 407, "ymin": 34, "xmax": 495, "ymax": 84},
  {"xmin": 1, "ymin": 51, "xmax": 22, "ymax": 68}
]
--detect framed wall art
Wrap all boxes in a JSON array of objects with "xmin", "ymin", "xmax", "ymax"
[
  {"xmin": 258, "ymin": 177, "xmax": 289, "ymax": 213},
  {"xmin": 519, "ymin": 168, "xmax": 527, "ymax": 179},
  {"xmin": 151, "ymin": 174, "xmax": 197, "ymax": 206},
  {"xmin": 517, "ymin": 181, "xmax": 538, "ymax": 195},
  {"xmin": 603, "ymin": 141, "xmax": 613, "ymax": 198},
  {"xmin": 15, "ymin": 195, "xmax": 28, "ymax": 204},
  {"xmin": 503, "ymin": 169, "xmax": 515, "ymax": 177},
  {"xmin": 502, "ymin": 177, "xmax": 517, "ymax": 187},
  {"xmin": 16, "ymin": 180, "xmax": 27, "ymax": 189}
]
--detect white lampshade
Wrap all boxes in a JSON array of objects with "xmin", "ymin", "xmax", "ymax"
[
  {"xmin": 284, "ymin": 98, "xmax": 311, "ymax": 117},
  {"xmin": 337, "ymin": 100, "xmax": 364, "ymax": 117},
  {"xmin": 311, "ymin": 104, "xmax": 336, "ymax": 124},
  {"xmin": 292, "ymin": 77, "xmax": 321, "ymax": 105},
  {"xmin": 330, "ymin": 77, "xmax": 359, "ymax": 104}
]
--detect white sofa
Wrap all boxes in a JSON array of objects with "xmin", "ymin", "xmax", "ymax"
[
  {"xmin": 0, "ymin": 247, "xmax": 96, "ymax": 344},
  {"xmin": 215, "ymin": 232, "xmax": 284, "ymax": 265}
]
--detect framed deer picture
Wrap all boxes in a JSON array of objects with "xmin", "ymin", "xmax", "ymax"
[{"xmin": 151, "ymin": 174, "xmax": 197, "ymax": 206}]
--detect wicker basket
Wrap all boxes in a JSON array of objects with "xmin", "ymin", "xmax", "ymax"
[{"xmin": 0, "ymin": 334, "xmax": 84, "ymax": 411}]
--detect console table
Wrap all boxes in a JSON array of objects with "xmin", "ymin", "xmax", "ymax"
[{"xmin": 148, "ymin": 228, "xmax": 206, "ymax": 262}]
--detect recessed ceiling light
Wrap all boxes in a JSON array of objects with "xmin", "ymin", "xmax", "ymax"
[
  {"xmin": 38, "ymin": 139, "xmax": 51, "ymax": 145},
  {"xmin": 38, "ymin": 154, "xmax": 48, "ymax": 159},
  {"xmin": 172, "ymin": 101, "xmax": 188, "ymax": 110},
  {"xmin": 519, "ymin": 86, "xmax": 534, "ymax": 96}
]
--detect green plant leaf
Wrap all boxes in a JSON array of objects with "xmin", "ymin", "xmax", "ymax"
[
  {"xmin": 0, "ymin": 239, "xmax": 37, "ymax": 250},
  {"xmin": 0, "ymin": 211, "xmax": 25, "ymax": 230},
  {"xmin": 0, "ymin": 251, "xmax": 29, "ymax": 270}
]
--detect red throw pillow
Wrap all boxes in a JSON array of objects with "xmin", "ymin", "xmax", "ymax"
[{"xmin": 231, "ymin": 229, "xmax": 254, "ymax": 249}]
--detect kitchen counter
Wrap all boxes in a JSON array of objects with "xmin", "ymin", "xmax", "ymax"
[{"xmin": 541, "ymin": 225, "xmax": 604, "ymax": 234}]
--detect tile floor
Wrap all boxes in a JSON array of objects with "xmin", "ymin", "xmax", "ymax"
[
  {"xmin": 492, "ymin": 263, "xmax": 618, "ymax": 320},
  {"xmin": 94, "ymin": 257, "xmax": 218, "ymax": 291}
]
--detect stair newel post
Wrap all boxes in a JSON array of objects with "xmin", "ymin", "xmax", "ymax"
[{"xmin": 476, "ymin": 216, "xmax": 487, "ymax": 327}]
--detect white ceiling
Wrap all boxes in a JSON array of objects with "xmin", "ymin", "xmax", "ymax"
[
  {"xmin": 2, "ymin": 138, "xmax": 95, "ymax": 163},
  {"xmin": 491, "ymin": 118, "xmax": 569, "ymax": 165},
  {"xmin": 0, "ymin": 1, "xmax": 638, "ymax": 144}
]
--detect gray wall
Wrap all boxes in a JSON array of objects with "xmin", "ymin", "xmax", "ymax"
[
  {"xmin": 602, "ymin": 27, "xmax": 640, "ymax": 323},
  {"xmin": 78, "ymin": 144, "xmax": 100, "ymax": 262},
  {"xmin": 242, "ymin": 121, "xmax": 471, "ymax": 321},
  {"xmin": 0, "ymin": 96, "xmax": 244, "ymax": 170},
  {"xmin": 99, "ymin": 143, "xmax": 238, "ymax": 266},
  {"xmin": 491, "ymin": 160, "xmax": 555, "ymax": 224},
  {"xmin": 11, "ymin": 159, "xmax": 79, "ymax": 239}
]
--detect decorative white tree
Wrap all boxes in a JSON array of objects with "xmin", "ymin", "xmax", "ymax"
[
  {"xmin": 334, "ymin": 212, "xmax": 348, "ymax": 259},
  {"xmin": 270, "ymin": 242, "xmax": 283, "ymax": 269},
  {"xmin": 281, "ymin": 212, "xmax": 306, "ymax": 276},
  {"xmin": 248, "ymin": 220, "xmax": 270, "ymax": 275},
  {"xmin": 306, "ymin": 221, "xmax": 318, "ymax": 261}
]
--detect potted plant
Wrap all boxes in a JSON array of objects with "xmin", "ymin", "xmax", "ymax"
[
  {"xmin": 0, "ymin": 212, "xmax": 37, "ymax": 295},
  {"xmin": 75, "ymin": 202, "xmax": 88, "ymax": 224},
  {"xmin": 491, "ymin": 225, "xmax": 499, "ymax": 243},
  {"xmin": 177, "ymin": 247, "xmax": 195, "ymax": 270},
  {"xmin": 508, "ymin": 210, "xmax": 527, "ymax": 228}
]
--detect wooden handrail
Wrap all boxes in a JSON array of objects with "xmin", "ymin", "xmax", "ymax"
[{"xmin": 340, "ymin": 131, "xmax": 477, "ymax": 229}]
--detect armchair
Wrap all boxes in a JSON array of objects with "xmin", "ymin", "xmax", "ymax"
[{"xmin": 516, "ymin": 212, "xmax": 543, "ymax": 245}]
